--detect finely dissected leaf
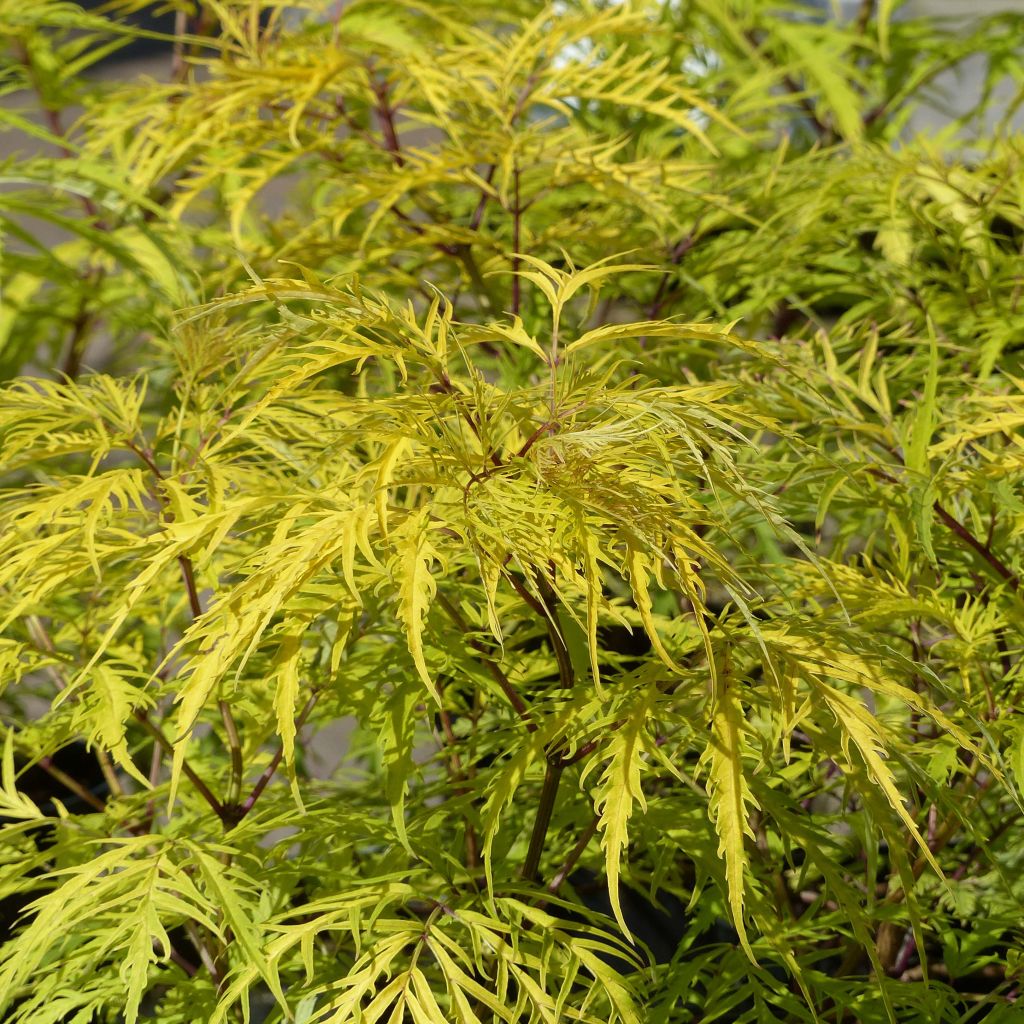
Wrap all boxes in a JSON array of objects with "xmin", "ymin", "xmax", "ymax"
[
  {"xmin": 80, "ymin": 663, "xmax": 150, "ymax": 785},
  {"xmin": 273, "ymin": 627, "xmax": 306, "ymax": 804},
  {"xmin": 623, "ymin": 538, "xmax": 678, "ymax": 671},
  {"xmin": 375, "ymin": 439, "xmax": 410, "ymax": 541},
  {"xmin": 120, "ymin": 862, "xmax": 171, "ymax": 1024},
  {"xmin": 1, "ymin": 2, "xmax": 1022, "ymax": 1022},
  {"xmin": 465, "ymin": 318, "xmax": 547, "ymax": 361},
  {"xmin": 378, "ymin": 677, "xmax": 421, "ymax": 853},
  {"xmin": 812, "ymin": 682, "xmax": 941, "ymax": 880},
  {"xmin": 0, "ymin": 730, "xmax": 43, "ymax": 821},
  {"xmin": 566, "ymin": 320, "xmax": 745, "ymax": 355},
  {"xmin": 907, "ymin": 324, "xmax": 940, "ymax": 563},
  {"xmin": 392, "ymin": 509, "xmax": 441, "ymax": 702},
  {"xmin": 0, "ymin": 840, "xmax": 221, "ymax": 1018},
  {"xmin": 704, "ymin": 653, "xmax": 758, "ymax": 960},
  {"xmin": 589, "ymin": 685, "xmax": 655, "ymax": 940},
  {"xmin": 194, "ymin": 850, "xmax": 290, "ymax": 1014},
  {"xmin": 906, "ymin": 322, "xmax": 939, "ymax": 476}
]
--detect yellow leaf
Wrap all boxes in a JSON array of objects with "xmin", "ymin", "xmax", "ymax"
[
  {"xmin": 0, "ymin": 729, "xmax": 43, "ymax": 820},
  {"xmin": 592, "ymin": 687, "xmax": 653, "ymax": 940},
  {"xmin": 376, "ymin": 439, "xmax": 409, "ymax": 541},
  {"xmin": 705, "ymin": 653, "xmax": 758, "ymax": 961},
  {"xmin": 193, "ymin": 850, "xmax": 290, "ymax": 1015},
  {"xmin": 578, "ymin": 515, "xmax": 603, "ymax": 690},
  {"xmin": 816, "ymin": 682, "xmax": 942, "ymax": 880},
  {"xmin": 465, "ymin": 317, "xmax": 547, "ymax": 361},
  {"xmin": 273, "ymin": 629, "xmax": 305, "ymax": 806},
  {"xmin": 89, "ymin": 664, "xmax": 150, "ymax": 786},
  {"xmin": 393, "ymin": 510, "xmax": 440, "ymax": 702},
  {"xmin": 624, "ymin": 538, "xmax": 678, "ymax": 672}
]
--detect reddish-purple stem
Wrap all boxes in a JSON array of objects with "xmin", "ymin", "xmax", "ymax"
[
  {"xmin": 547, "ymin": 815, "xmax": 600, "ymax": 893},
  {"xmin": 371, "ymin": 75, "xmax": 405, "ymax": 167},
  {"xmin": 932, "ymin": 501, "xmax": 1019, "ymax": 591},
  {"xmin": 511, "ymin": 164, "xmax": 522, "ymax": 316},
  {"xmin": 867, "ymin": 467, "xmax": 1020, "ymax": 591},
  {"xmin": 646, "ymin": 231, "xmax": 699, "ymax": 322},
  {"xmin": 469, "ymin": 165, "xmax": 498, "ymax": 233},
  {"xmin": 238, "ymin": 691, "xmax": 320, "ymax": 817},
  {"xmin": 134, "ymin": 710, "xmax": 224, "ymax": 819}
]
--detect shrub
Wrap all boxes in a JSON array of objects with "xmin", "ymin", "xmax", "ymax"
[{"xmin": 1, "ymin": 1, "xmax": 1023, "ymax": 1022}]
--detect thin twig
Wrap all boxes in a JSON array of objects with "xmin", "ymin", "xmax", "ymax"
[
  {"xmin": 14, "ymin": 41, "xmax": 102, "ymax": 219},
  {"xmin": 218, "ymin": 700, "xmax": 244, "ymax": 808},
  {"xmin": 171, "ymin": 7, "xmax": 218, "ymax": 86},
  {"xmin": 371, "ymin": 74, "xmax": 405, "ymax": 167},
  {"xmin": 468, "ymin": 164, "xmax": 498, "ymax": 233},
  {"xmin": 867, "ymin": 466, "xmax": 1020, "ymax": 591},
  {"xmin": 185, "ymin": 921, "xmax": 226, "ymax": 990},
  {"xmin": 168, "ymin": 946, "xmax": 198, "ymax": 978},
  {"xmin": 521, "ymin": 761, "xmax": 563, "ymax": 883},
  {"xmin": 514, "ymin": 402, "xmax": 587, "ymax": 461},
  {"xmin": 465, "ymin": 70, "xmax": 540, "ymax": 240},
  {"xmin": 134, "ymin": 710, "xmax": 225, "ymax": 820},
  {"xmin": 465, "ymin": 72, "xmax": 538, "ymax": 236},
  {"xmin": 520, "ymin": 566, "xmax": 574, "ymax": 884},
  {"xmin": 94, "ymin": 749, "xmax": 125, "ymax": 801},
  {"xmin": 435, "ymin": 592, "xmax": 536, "ymax": 730},
  {"xmin": 646, "ymin": 230, "xmax": 699, "ymax": 323},
  {"xmin": 511, "ymin": 163, "xmax": 522, "ymax": 317},
  {"xmin": 547, "ymin": 814, "xmax": 599, "ymax": 893},
  {"xmin": 238, "ymin": 690, "xmax": 321, "ymax": 817},
  {"xmin": 933, "ymin": 501, "xmax": 1019, "ymax": 591},
  {"xmin": 171, "ymin": 9, "xmax": 189, "ymax": 82},
  {"xmin": 856, "ymin": 0, "xmax": 876, "ymax": 36},
  {"xmin": 37, "ymin": 756, "xmax": 107, "ymax": 813},
  {"xmin": 178, "ymin": 552, "xmax": 205, "ymax": 618},
  {"xmin": 60, "ymin": 292, "xmax": 96, "ymax": 382}
]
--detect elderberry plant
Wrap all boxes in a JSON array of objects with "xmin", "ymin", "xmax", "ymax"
[{"xmin": 1, "ymin": 1, "xmax": 1023, "ymax": 1022}]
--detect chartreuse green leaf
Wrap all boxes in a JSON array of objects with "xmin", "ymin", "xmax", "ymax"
[
  {"xmin": 393, "ymin": 508, "xmax": 442, "ymax": 703},
  {"xmin": 623, "ymin": 537, "xmax": 680, "ymax": 672},
  {"xmin": 773, "ymin": 23, "xmax": 865, "ymax": 143},
  {"xmin": 1, "ymin": 1, "xmax": 1021, "ymax": 1022},
  {"xmin": 193, "ymin": 849, "xmax": 290, "ymax": 1016},
  {"xmin": 589, "ymin": 684, "xmax": 656, "ymax": 940},
  {"xmin": 905, "ymin": 321, "xmax": 940, "ymax": 562},
  {"xmin": 705, "ymin": 651, "xmax": 759, "ymax": 961},
  {"xmin": 0, "ymin": 730, "xmax": 43, "ymax": 821}
]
